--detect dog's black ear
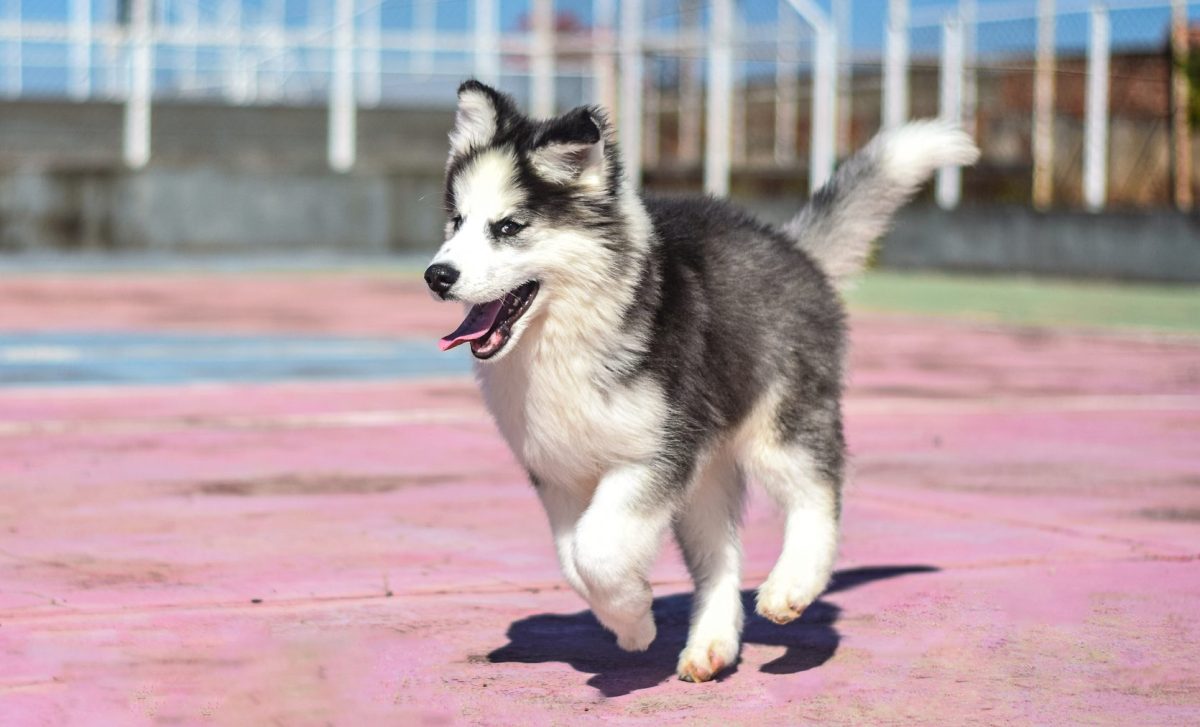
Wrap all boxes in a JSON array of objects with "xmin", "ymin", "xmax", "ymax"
[
  {"xmin": 449, "ymin": 80, "xmax": 512, "ymax": 155},
  {"xmin": 529, "ymin": 106, "xmax": 608, "ymax": 187}
]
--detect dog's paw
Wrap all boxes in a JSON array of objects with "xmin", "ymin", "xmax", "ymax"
[
  {"xmin": 614, "ymin": 613, "xmax": 656, "ymax": 652},
  {"xmin": 756, "ymin": 577, "xmax": 823, "ymax": 625},
  {"xmin": 676, "ymin": 638, "xmax": 739, "ymax": 683}
]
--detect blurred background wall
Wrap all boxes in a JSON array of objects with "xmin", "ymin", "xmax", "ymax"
[{"xmin": 0, "ymin": 0, "xmax": 1197, "ymax": 279}]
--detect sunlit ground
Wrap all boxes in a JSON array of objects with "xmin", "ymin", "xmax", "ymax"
[{"xmin": 2, "ymin": 263, "xmax": 1198, "ymax": 723}]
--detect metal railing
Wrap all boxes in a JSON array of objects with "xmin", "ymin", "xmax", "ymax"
[{"xmin": 0, "ymin": 0, "xmax": 1196, "ymax": 211}]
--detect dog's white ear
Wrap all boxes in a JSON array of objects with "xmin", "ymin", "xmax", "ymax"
[
  {"xmin": 449, "ymin": 80, "xmax": 501, "ymax": 155},
  {"xmin": 530, "ymin": 107, "xmax": 607, "ymax": 187}
]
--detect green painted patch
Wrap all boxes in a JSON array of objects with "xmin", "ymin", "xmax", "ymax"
[{"xmin": 846, "ymin": 271, "xmax": 1200, "ymax": 335}]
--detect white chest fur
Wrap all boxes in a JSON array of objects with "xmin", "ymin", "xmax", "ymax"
[{"xmin": 477, "ymin": 312, "xmax": 666, "ymax": 493}]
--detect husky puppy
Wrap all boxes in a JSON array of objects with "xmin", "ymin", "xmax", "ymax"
[{"xmin": 425, "ymin": 80, "xmax": 978, "ymax": 683}]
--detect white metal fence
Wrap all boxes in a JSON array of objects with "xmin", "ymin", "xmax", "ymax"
[{"xmin": 1, "ymin": 0, "xmax": 1196, "ymax": 210}]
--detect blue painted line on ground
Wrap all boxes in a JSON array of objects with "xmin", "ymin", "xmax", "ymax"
[{"xmin": 0, "ymin": 332, "xmax": 472, "ymax": 387}]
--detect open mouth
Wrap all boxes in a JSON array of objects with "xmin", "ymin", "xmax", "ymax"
[{"xmin": 438, "ymin": 281, "xmax": 539, "ymax": 360}]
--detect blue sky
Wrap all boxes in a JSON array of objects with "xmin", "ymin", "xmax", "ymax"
[{"xmin": 15, "ymin": 0, "xmax": 1193, "ymax": 54}]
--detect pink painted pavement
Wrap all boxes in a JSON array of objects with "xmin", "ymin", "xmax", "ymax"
[{"xmin": 2, "ymin": 274, "xmax": 1199, "ymax": 725}]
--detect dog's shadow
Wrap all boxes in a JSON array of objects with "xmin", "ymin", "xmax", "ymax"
[{"xmin": 487, "ymin": 564, "xmax": 937, "ymax": 697}]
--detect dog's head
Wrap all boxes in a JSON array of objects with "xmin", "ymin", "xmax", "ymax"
[{"xmin": 425, "ymin": 80, "xmax": 628, "ymax": 363}]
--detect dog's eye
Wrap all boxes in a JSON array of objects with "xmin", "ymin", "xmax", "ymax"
[
  {"xmin": 493, "ymin": 218, "xmax": 526, "ymax": 237},
  {"xmin": 450, "ymin": 215, "xmax": 463, "ymax": 232}
]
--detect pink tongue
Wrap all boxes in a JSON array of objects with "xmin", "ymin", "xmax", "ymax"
[{"xmin": 439, "ymin": 300, "xmax": 505, "ymax": 351}]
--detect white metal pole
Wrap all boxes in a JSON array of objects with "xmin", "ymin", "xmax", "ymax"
[
  {"xmin": 259, "ymin": 0, "xmax": 282, "ymax": 101},
  {"xmin": 959, "ymin": 0, "xmax": 977, "ymax": 134},
  {"xmin": 105, "ymin": 0, "xmax": 121, "ymax": 99},
  {"xmin": 475, "ymin": 0, "xmax": 501, "ymax": 86},
  {"xmin": 1032, "ymin": 0, "xmax": 1055, "ymax": 209},
  {"xmin": 5, "ymin": 0, "xmax": 21, "ymax": 98},
  {"xmin": 361, "ymin": 0, "xmax": 382, "ymax": 106},
  {"xmin": 69, "ymin": 0, "xmax": 92, "ymax": 100},
  {"xmin": 415, "ymin": 0, "xmax": 436, "ymax": 75},
  {"xmin": 775, "ymin": 0, "xmax": 800, "ymax": 165},
  {"xmin": 225, "ymin": 0, "xmax": 253, "ymax": 103},
  {"xmin": 936, "ymin": 14, "xmax": 964, "ymax": 210},
  {"xmin": 180, "ymin": 0, "xmax": 199, "ymax": 92},
  {"xmin": 531, "ymin": 0, "xmax": 556, "ymax": 117},
  {"xmin": 620, "ymin": 0, "xmax": 644, "ymax": 188},
  {"xmin": 883, "ymin": 0, "xmax": 909, "ymax": 129},
  {"xmin": 1083, "ymin": 3, "xmax": 1110, "ymax": 213},
  {"xmin": 705, "ymin": 0, "xmax": 734, "ymax": 196},
  {"xmin": 811, "ymin": 23, "xmax": 837, "ymax": 190},
  {"xmin": 124, "ymin": 0, "xmax": 152, "ymax": 169},
  {"xmin": 329, "ymin": 0, "xmax": 357, "ymax": 172}
]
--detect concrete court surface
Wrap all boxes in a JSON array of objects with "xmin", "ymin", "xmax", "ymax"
[{"xmin": 0, "ymin": 272, "xmax": 1198, "ymax": 726}]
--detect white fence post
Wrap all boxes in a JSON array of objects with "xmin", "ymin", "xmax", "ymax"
[
  {"xmin": 475, "ymin": 0, "xmax": 501, "ymax": 86},
  {"xmin": 1084, "ymin": 3, "xmax": 1110, "ymax": 212},
  {"xmin": 620, "ymin": 0, "xmax": 644, "ymax": 188},
  {"xmin": 221, "ymin": 0, "xmax": 249, "ymax": 103},
  {"xmin": 328, "ymin": 0, "xmax": 357, "ymax": 172},
  {"xmin": 531, "ymin": 0, "xmax": 556, "ymax": 117},
  {"xmin": 415, "ymin": 0, "xmax": 436, "ymax": 75},
  {"xmin": 1033, "ymin": 0, "xmax": 1056, "ymax": 209},
  {"xmin": 883, "ymin": 0, "xmax": 909, "ymax": 129},
  {"xmin": 124, "ymin": 0, "xmax": 152, "ymax": 169},
  {"xmin": 4, "ymin": 0, "xmax": 21, "ymax": 98},
  {"xmin": 263, "ymin": 0, "xmax": 288, "ymax": 102},
  {"xmin": 705, "ymin": 0, "xmax": 734, "ymax": 196},
  {"xmin": 811, "ymin": 23, "xmax": 837, "ymax": 190},
  {"xmin": 959, "ymin": 0, "xmax": 978, "ymax": 134},
  {"xmin": 69, "ymin": 0, "xmax": 91, "ymax": 100},
  {"xmin": 361, "ymin": 0, "xmax": 382, "ymax": 107},
  {"xmin": 180, "ymin": 0, "xmax": 199, "ymax": 92},
  {"xmin": 937, "ymin": 14, "xmax": 964, "ymax": 209}
]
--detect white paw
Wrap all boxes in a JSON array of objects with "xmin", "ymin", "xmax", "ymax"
[
  {"xmin": 613, "ymin": 613, "xmax": 656, "ymax": 652},
  {"xmin": 676, "ymin": 637, "xmax": 739, "ymax": 683},
  {"xmin": 756, "ymin": 575, "xmax": 825, "ymax": 625}
]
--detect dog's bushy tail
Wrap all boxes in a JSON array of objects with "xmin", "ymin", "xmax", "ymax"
[{"xmin": 783, "ymin": 120, "xmax": 980, "ymax": 283}]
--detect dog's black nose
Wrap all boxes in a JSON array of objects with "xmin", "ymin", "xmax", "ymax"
[{"xmin": 424, "ymin": 264, "xmax": 460, "ymax": 297}]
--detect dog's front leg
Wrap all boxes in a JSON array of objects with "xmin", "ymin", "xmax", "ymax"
[
  {"xmin": 572, "ymin": 463, "xmax": 674, "ymax": 652},
  {"xmin": 535, "ymin": 483, "xmax": 589, "ymax": 598}
]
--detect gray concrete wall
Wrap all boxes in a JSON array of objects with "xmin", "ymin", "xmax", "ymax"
[
  {"xmin": 0, "ymin": 166, "xmax": 447, "ymax": 252},
  {"xmin": 880, "ymin": 206, "xmax": 1200, "ymax": 284},
  {"xmin": 0, "ymin": 100, "xmax": 451, "ymax": 252},
  {"xmin": 741, "ymin": 199, "xmax": 1200, "ymax": 284},
  {"xmin": 2, "ymin": 101, "xmax": 1198, "ymax": 281}
]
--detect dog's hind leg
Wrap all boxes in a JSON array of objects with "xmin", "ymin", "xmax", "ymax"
[
  {"xmin": 738, "ymin": 393, "xmax": 844, "ymax": 625},
  {"xmin": 572, "ymin": 463, "xmax": 678, "ymax": 652},
  {"xmin": 673, "ymin": 448, "xmax": 746, "ymax": 682}
]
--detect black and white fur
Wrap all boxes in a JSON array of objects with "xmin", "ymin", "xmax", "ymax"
[{"xmin": 426, "ymin": 80, "xmax": 978, "ymax": 683}]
